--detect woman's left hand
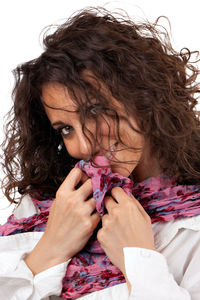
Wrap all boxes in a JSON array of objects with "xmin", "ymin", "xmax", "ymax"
[{"xmin": 97, "ymin": 187, "xmax": 155, "ymax": 276}]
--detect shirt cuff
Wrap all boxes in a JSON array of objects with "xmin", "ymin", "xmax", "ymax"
[
  {"xmin": 33, "ymin": 259, "xmax": 71, "ymax": 298},
  {"xmin": 123, "ymin": 247, "xmax": 181, "ymax": 299}
]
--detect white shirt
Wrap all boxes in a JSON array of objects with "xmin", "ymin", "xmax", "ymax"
[{"xmin": 0, "ymin": 195, "xmax": 200, "ymax": 300}]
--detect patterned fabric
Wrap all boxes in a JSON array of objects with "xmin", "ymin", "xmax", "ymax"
[{"xmin": 1, "ymin": 156, "xmax": 200, "ymax": 299}]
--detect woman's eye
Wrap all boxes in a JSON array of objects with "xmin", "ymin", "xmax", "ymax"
[
  {"xmin": 89, "ymin": 104, "xmax": 102, "ymax": 115},
  {"xmin": 90, "ymin": 107, "xmax": 97, "ymax": 115},
  {"xmin": 59, "ymin": 126, "xmax": 72, "ymax": 137}
]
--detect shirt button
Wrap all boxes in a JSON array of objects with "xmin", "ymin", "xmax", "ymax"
[{"xmin": 140, "ymin": 249, "xmax": 151, "ymax": 258}]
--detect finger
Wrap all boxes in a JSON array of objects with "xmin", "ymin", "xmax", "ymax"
[
  {"xmin": 111, "ymin": 187, "xmax": 127, "ymax": 204},
  {"xmin": 80, "ymin": 172, "xmax": 89, "ymax": 184},
  {"xmin": 111, "ymin": 187, "xmax": 148, "ymax": 219},
  {"xmin": 104, "ymin": 196, "xmax": 117, "ymax": 213},
  {"xmin": 101, "ymin": 213, "xmax": 109, "ymax": 226},
  {"xmin": 58, "ymin": 168, "xmax": 83, "ymax": 193},
  {"xmin": 90, "ymin": 212, "xmax": 101, "ymax": 230},
  {"xmin": 84, "ymin": 197, "xmax": 97, "ymax": 214},
  {"xmin": 76, "ymin": 178, "xmax": 93, "ymax": 200},
  {"xmin": 129, "ymin": 194, "xmax": 150, "ymax": 219}
]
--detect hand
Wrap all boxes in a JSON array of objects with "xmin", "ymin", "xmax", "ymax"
[
  {"xmin": 25, "ymin": 168, "xmax": 100, "ymax": 275},
  {"xmin": 97, "ymin": 187, "xmax": 155, "ymax": 276}
]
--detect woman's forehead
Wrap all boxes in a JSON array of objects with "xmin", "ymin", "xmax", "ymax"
[
  {"xmin": 42, "ymin": 82, "xmax": 78, "ymax": 111},
  {"xmin": 41, "ymin": 80, "xmax": 129, "ymax": 120}
]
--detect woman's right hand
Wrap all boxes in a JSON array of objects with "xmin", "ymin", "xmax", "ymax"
[{"xmin": 25, "ymin": 167, "xmax": 100, "ymax": 275}]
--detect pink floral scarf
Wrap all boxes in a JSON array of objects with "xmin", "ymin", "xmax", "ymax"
[{"xmin": 1, "ymin": 156, "xmax": 200, "ymax": 299}]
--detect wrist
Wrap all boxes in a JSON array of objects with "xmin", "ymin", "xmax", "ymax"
[{"xmin": 25, "ymin": 236, "xmax": 70, "ymax": 275}]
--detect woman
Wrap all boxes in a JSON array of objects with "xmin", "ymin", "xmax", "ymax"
[{"xmin": 0, "ymin": 6, "xmax": 200, "ymax": 300}]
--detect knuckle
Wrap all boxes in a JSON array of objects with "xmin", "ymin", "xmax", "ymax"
[
  {"xmin": 65, "ymin": 198, "xmax": 74, "ymax": 209},
  {"xmin": 74, "ymin": 208, "xmax": 83, "ymax": 218},
  {"xmin": 74, "ymin": 167, "xmax": 81, "ymax": 173},
  {"xmin": 89, "ymin": 198, "xmax": 96, "ymax": 208},
  {"xmin": 102, "ymin": 215, "xmax": 109, "ymax": 226},
  {"xmin": 68, "ymin": 168, "xmax": 82, "ymax": 184},
  {"xmin": 55, "ymin": 189, "xmax": 65, "ymax": 200},
  {"xmin": 102, "ymin": 214, "xmax": 108, "ymax": 221},
  {"xmin": 112, "ymin": 186, "xmax": 119, "ymax": 192},
  {"xmin": 83, "ymin": 219, "xmax": 92, "ymax": 232},
  {"xmin": 146, "ymin": 214, "xmax": 151, "ymax": 223},
  {"xmin": 97, "ymin": 229, "xmax": 104, "ymax": 242},
  {"xmin": 111, "ymin": 207, "xmax": 119, "ymax": 218},
  {"xmin": 71, "ymin": 167, "xmax": 81, "ymax": 176},
  {"xmin": 126, "ymin": 199, "xmax": 134, "ymax": 209},
  {"xmin": 86, "ymin": 178, "xmax": 92, "ymax": 187},
  {"xmin": 111, "ymin": 186, "xmax": 120, "ymax": 194}
]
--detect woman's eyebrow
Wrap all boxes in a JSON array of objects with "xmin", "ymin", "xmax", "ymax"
[
  {"xmin": 42, "ymin": 98, "xmax": 79, "ymax": 111},
  {"xmin": 52, "ymin": 121, "xmax": 68, "ymax": 128}
]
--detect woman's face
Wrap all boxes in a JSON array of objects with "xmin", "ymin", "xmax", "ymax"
[{"xmin": 42, "ymin": 82, "xmax": 147, "ymax": 178}]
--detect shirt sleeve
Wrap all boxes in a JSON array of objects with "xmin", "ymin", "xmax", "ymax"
[
  {"xmin": 0, "ymin": 232, "xmax": 70, "ymax": 300},
  {"xmin": 123, "ymin": 247, "xmax": 199, "ymax": 300}
]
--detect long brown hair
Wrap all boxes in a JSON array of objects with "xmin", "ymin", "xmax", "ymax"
[{"xmin": 1, "ymin": 6, "xmax": 200, "ymax": 204}]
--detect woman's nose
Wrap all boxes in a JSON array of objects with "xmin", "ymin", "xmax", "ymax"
[
  {"xmin": 64, "ymin": 128, "xmax": 96, "ymax": 160},
  {"xmin": 78, "ymin": 132, "xmax": 92, "ymax": 157}
]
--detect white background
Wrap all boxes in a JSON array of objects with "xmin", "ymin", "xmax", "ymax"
[{"xmin": 0, "ymin": 0, "xmax": 200, "ymax": 224}]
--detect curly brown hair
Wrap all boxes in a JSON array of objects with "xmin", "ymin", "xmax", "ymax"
[{"xmin": 1, "ymin": 6, "xmax": 200, "ymax": 204}]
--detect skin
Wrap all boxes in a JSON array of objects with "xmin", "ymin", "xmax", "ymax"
[{"xmin": 25, "ymin": 82, "xmax": 160, "ymax": 293}]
